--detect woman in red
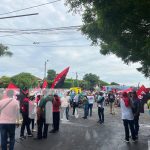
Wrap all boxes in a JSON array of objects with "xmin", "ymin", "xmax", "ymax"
[{"xmin": 49, "ymin": 94, "xmax": 61, "ymax": 133}]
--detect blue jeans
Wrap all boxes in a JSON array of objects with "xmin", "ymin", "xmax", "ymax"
[
  {"xmin": 88, "ymin": 104, "xmax": 93, "ymax": 116},
  {"xmin": 123, "ymin": 120, "xmax": 136, "ymax": 141},
  {"xmin": 1, "ymin": 124, "xmax": 16, "ymax": 150}
]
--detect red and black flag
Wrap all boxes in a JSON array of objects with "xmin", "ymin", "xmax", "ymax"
[{"xmin": 51, "ymin": 67, "xmax": 70, "ymax": 89}]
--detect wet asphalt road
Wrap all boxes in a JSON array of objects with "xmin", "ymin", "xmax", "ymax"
[{"xmin": 14, "ymin": 106, "xmax": 150, "ymax": 150}]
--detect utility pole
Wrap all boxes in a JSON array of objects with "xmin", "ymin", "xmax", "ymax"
[{"xmin": 44, "ymin": 60, "xmax": 48, "ymax": 79}]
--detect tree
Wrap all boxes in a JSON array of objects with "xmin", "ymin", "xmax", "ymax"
[
  {"xmin": 66, "ymin": 0, "xmax": 150, "ymax": 77},
  {"xmin": 99, "ymin": 80, "xmax": 109, "ymax": 86},
  {"xmin": 11, "ymin": 73, "xmax": 38, "ymax": 88},
  {"xmin": 0, "ymin": 76, "xmax": 11, "ymax": 88},
  {"xmin": 110, "ymin": 82, "xmax": 120, "ymax": 85},
  {"xmin": 0, "ymin": 44, "xmax": 12, "ymax": 57},
  {"xmin": 47, "ymin": 69, "xmax": 56, "ymax": 81},
  {"xmin": 83, "ymin": 73, "xmax": 99, "ymax": 89}
]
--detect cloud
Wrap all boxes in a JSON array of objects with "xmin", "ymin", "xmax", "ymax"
[{"xmin": 0, "ymin": 0, "xmax": 149, "ymax": 87}]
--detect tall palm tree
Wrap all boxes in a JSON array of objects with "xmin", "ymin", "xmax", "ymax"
[{"xmin": 0, "ymin": 44, "xmax": 13, "ymax": 57}]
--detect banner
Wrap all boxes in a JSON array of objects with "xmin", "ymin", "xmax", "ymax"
[{"xmin": 137, "ymin": 85, "xmax": 147, "ymax": 99}]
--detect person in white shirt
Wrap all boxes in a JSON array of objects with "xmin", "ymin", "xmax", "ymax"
[
  {"xmin": 61, "ymin": 92, "xmax": 70, "ymax": 120},
  {"xmin": 72, "ymin": 94, "xmax": 79, "ymax": 116},
  {"xmin": 120, "ymin": 92, "xmax": 136, "ymax": 142},
  {"xmin": 87, "ymin": 93, "xmax": 95, "ymax": 117},
  {"xmin": 0, "ymin": 90, "xmax": 20, "ymax": 150},
  {"xmin": 29, "ymin": 95, "xmax": 37, "ymax": 132}
]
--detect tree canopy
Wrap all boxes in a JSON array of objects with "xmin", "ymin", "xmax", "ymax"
[
  {"xmin": 66, "ymin": 0, "xmax": 150, "ymax": 77},
  {"xmin": 110, "ymin": 82, "xmax": 120, "ymax": 85},
  {"xmin": 0, "ymin": 44, "xmax": 12, "ymax": 57},
  {"xmin": 11, "ymin": 73, "xmax": 38, "ymax": 88},
  {"xmin": 83, "ymin": 73, "xmax": 99, "ymax": 89},
  {"xmin": 47, "ymin": 69, "xmax": 56, "ymax": 81},
  {"xmin": 0, "ymin": 76, "xmax": 11, "ymax": 88}
]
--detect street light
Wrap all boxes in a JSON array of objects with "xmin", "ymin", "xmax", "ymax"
[{"xmin": 44, "ymin": 59, "xmax": 49, "ymax": 79}]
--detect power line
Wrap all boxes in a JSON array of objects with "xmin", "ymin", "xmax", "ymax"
[
  {"xmin": 0, "ymin": 31, "xmax": 80, "ymax": 37},
  {"xmin": 0, "ymin": 0, "xmax": 61, "ymax": 16},
  {"xmin": 33, "ymin": 38, "xmax": 83, "ymax": 43},
  {"xmin": 0, "ymin": 25, "xmax": 81, "ymax": 32},
  {"xmin": 0, "ymin": 13, "xmax": 38, "ymax": 19},
  {"xmin": 0, "ymin": 25, "xmax": 81, "ymax": 36},
  {"xmin": 4, "ymin": 44, "xmax": 90, "ymax": 47}
]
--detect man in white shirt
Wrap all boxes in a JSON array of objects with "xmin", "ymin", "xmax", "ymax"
[
  {"xmin": 0, "ymin": 90, "xmax": 20, "ymax": 150},
  {"xmin": 87, "ymin": 93, "xmax": 95, "ymax": 117}
]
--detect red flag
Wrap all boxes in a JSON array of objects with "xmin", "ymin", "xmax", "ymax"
[
  {"xmin": 7, "ymin": 83, "xmax": 18, "ymax": 89},
  {"xmin": 51, "ymin": 67, "xmax": 70, "ymax": 89},
  {"xmin": 42, "ymin": 80, "xmax": 48, "ymax": 89},
  {"xmin": 137, "ymin": 85, "xmax": 147, "ymax": 99}
]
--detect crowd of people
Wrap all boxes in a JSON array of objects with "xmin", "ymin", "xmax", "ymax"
[{"xmin": 0, "ymin": 87, "xmax": 150, "ymax": 150}]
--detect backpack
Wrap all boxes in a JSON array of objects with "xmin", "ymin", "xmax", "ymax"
[{"xmin": 98, "ymin": 96, "xmax": 104, "ymax": 104}]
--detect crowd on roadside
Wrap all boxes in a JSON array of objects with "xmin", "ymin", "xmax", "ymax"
[{"xmin": 0, "ymin": 87, "xmax": 150, "ymax": 150}]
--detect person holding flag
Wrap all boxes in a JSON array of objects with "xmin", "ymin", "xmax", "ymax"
[
  {"xmin": 130, "ymin": 91, "xmax": 140, "ymax": 139},
  {"xmin": 120, "ymin": 92, "xmax": 136, "ymax": 142}
]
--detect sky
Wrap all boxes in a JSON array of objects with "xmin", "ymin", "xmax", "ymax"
[{"xmin": 0, "ymin": 0, "xmax": 149, "ymax": 87}]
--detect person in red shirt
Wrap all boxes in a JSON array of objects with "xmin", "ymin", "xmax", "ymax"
[
  {"xmin": 49, "ymin": 94, "xmax": 61, "ymax": 133},
  {"xmin": 20, "ymin": 92, "xmax": 33, "ymax": 139}
]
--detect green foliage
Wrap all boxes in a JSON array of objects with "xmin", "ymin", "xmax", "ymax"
[
  {"xmin": 83, "ymin": 73, "xmax": 99, "ymax": 89},
  {"xmin": 0, "ymin": 76, "xmax": 11, "ymax": 88},
  {"xmin": 0, "ymin": 44, "xmax": 12, "ymax": 57},
  {"xmin": 66, "ymin": 0, "xmax": 150, "ymax": 77},
  {"xmin": 47, "ymin": 69, "xmax": 56, "ymax": 81},
  {"xmin": 99, "ymin": 80, "xmax": 109, "ymax": 86},
  {"xmin": 61, "ymin": 81, "xmax": 73, "ymax": 89},
  {"xmin": 11, "ymin": 73, "xmax": 38, "ymax": 88},
  {"xmin": 110, "ymin": 82, "xmax": 120, "ymax": 85}
]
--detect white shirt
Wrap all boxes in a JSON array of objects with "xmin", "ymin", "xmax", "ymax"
[
  {"xmin": 29, "ymin": 100, "xmax": 37, "ymax": 119},
  {"xmin": 0, "ymin": 98, "xmax": 20, "ymax": 124},
  {"xmin": 120, "ymin": 99, "xmax": 134, "ymax": 120},
  {"xmin": 61, "ymin": 96, "xmax": 70, "ymax": 107},
  {"xmin": 73, "ymin": 95, "xmax": 79, "ymax": 103},
  {"xmin": 87, "ymin": 96, "xmax": 95, "ymax": 104}
]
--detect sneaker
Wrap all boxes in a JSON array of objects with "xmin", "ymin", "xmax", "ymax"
[
  {"xmin": 132, "ymin": 138, "xmax": 138, "ymax": 143},
  {"xmin": 124, "ymin": 139, "xmax": 129, "ymax": 143},
  {"xmin": 82, "ymin": 117, "xmax": 87, "ymax": 119},
  {"xmin": 32, "ymin": 129, "xmax": 36, "ymax": 132},
  {"xmin": 20, "ymin": 136, "xmax": 26, "ymax": 140}
]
